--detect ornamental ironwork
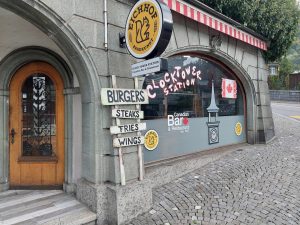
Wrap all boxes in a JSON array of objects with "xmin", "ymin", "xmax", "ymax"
[{"xmin": 21, "ymin": 74, "xmax": 56, "ymax": 157}]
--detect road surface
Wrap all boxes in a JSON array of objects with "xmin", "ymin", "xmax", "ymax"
[
  {"xmin": 126, "ymin": 113, "xmax": 300, "ymax": 225},
  {"xmin": 271, "ymin": 101, "xmax": 300, "ymax": 121}
]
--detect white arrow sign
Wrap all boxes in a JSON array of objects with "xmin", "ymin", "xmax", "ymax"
[
  {"xmin": 101, "ymin": 88, "xmax": 149, "ymax": 105},
  {"xmin": 112, "ymin": 109, "xmax": 144, "ymax": 119},
  {"xmin": 110, "ymin": 123, "xmax": 146, "ymax": 134},
  {"xmin": 113, "ymin": 136, "xmax": 145, "ymax": 147}
]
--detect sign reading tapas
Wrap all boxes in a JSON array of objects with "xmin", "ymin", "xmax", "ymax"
[
  {"xmin": 125, "ymin": 0, "xmax": 173, "ymax": 59},
  {"xmin": 101, "ymin": 88, "xmax": 149, "ymax": 105},
  {"xmin": 110, "ymin": 123, "xmax": 147, "ymax": 135},
  {"xmin": 168, "ymin": 112, "xmax": 190, "ymax": 133},
  {"xmin": 112, "ymin": 109, "xmax": 144, "ymax": 119},
  {"xmin": 113, "ymin": 136, "xmax": 145, "ymax": 147}
]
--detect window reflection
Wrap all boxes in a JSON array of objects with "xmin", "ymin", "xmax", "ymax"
[{"xmin": 142, "ymin": 55, "xmax": 244, "ymax": 120}]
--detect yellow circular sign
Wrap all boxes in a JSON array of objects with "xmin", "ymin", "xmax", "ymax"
[
  {"xmin": 144, "ymin": 130, "xmax": 159, "ymax": 151},
  {"xmin": 235, "ymin": 122, "xmax": 243, "ymax": 136},
  {"xmin": 125, "ymin": 0, "xmax": 162, "ymax": 59}
]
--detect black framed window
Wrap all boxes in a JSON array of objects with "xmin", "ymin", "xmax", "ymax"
[{"xmin": 142, "ymin": 55, "xmax": 244, "ymax": 120}]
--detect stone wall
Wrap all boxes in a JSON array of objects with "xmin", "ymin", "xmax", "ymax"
[{"xmin": 270, "ymin": 90, "xmax": 300, "ymax": 102}]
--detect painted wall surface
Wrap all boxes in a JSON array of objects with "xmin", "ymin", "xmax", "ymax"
[{"xmin": 143, "ymin": 115, "xmax": 245, "ymax": 162}]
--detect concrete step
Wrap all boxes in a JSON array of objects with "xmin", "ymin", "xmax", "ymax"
[{"xmin": 0, "ymin": 190, "xmax": 97, "ymax": 225}]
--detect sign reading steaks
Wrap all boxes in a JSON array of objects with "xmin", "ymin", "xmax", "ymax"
[
  {"xmin": 101, "ymin": 88, "xmax": 149, "ymax": 105},
  {"xmin": 112, "ymin": 109, "xmax": 144, "ymax": 119}
]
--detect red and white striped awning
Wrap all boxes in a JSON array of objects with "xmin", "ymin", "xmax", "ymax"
[{"xmin": 162, "ymin": 0, "xmax": 268, "ymax": 51}]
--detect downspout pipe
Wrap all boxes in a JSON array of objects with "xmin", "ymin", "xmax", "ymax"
[{"xmin": 104, "ymin": 0, "xmax": 108, "ymax": 51}]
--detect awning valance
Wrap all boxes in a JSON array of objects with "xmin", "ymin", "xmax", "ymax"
[{"xmin": 162, "ymin": 0, "xmax": 267, "ymax": 51}]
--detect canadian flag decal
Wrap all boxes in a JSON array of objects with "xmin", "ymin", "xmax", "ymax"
[{"xmin": 222, "ymin": 79, "xmax": 237, "ymax": 99}]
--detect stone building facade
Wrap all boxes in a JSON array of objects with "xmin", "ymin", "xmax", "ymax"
[{"xmin": 0, "ymin": 0, "xmax": 274, "ymax": 224}]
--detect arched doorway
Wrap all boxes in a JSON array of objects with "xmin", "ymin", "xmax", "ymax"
[
  {"xmin": 0, "ymin": 0, "xmax": 102, "ymax": 191},
  {"xmin": 9, "ymin": 62, "xmax": 64, "ymax": 188}
]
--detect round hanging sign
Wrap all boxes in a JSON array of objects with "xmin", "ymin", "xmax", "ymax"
[
  {"xmin": 235, "ymin": 122, "xmax": 243, "ymax": 136},
  {"xmin": 125, "ymin": 0, "xmax": 173, "ymax": 59},
  {"xmin": 144, "ymin": 129, "xmax": 159, "ymax": 151}
]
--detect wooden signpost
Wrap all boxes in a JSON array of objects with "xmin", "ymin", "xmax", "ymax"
[
  {"xmin": 101, "ymin": 75, "xmax": 147, "ymax": 186},
  {"xmin": 102, "ymin": 0, "xmax": 172, "ymax": 186}
]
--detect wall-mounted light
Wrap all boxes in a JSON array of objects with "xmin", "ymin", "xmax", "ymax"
[{"xmin": 119, "ymin": 32, "xmax": 126, "ymax": 48}]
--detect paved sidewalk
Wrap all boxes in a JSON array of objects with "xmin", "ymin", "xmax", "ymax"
[{"xmin": 126, "ymin": 114, "xmax": 300, "ymax": 225}]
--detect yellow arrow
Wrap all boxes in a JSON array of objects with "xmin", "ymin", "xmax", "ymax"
[{"xmin": 290, "ymin": 116, "xmax": 300, "ymax": 119}]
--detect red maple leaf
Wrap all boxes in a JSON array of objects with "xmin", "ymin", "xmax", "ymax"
[
  {"xmin": 183, "ymin": 117, "xmax": 189, "ymax": 125},
  {"xmin": 226, "ymin": 83, "xmax": 233, "ymax": 93}
]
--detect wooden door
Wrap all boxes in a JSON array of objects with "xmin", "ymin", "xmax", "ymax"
[{"xmin": 9, "ymin": 62, "xmax": 64, "ymax": 188}]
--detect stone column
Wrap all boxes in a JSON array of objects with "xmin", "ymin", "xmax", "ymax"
[{"xmin": 0, "ymin": 90, "xmax": 9, "ymax": 191}]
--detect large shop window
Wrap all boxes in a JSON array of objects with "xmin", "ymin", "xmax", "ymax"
[{"xmin": 142, "ymin": 55, "xmax": 244, "ymax": 119}]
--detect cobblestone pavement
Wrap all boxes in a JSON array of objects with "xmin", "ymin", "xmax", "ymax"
[{"xmin": 126, "ymin": 114, "xmax": 300, "ymax": 225}]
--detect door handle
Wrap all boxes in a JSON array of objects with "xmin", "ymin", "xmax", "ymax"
[{"xmin": 10, "ymin": 128, "xmax": 16, "ymax": 144}]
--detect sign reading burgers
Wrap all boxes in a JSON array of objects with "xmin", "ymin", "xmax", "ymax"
[{"xmin": 125, "ymin": 0, "xmax": 173, "ymax": 59}]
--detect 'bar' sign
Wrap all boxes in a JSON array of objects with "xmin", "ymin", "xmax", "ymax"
[{"xmin": 101, "ymin": 88, "xmax": 149, "ymax": 105}]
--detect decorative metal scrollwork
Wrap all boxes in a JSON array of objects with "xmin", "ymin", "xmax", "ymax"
[
  {"xmin": 208, "ymin": 126, "xmax": 219, "ymax": 144},
  {"xmin": 21, "ymin": 74, "xmax": 56, "ymax": 157}
]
